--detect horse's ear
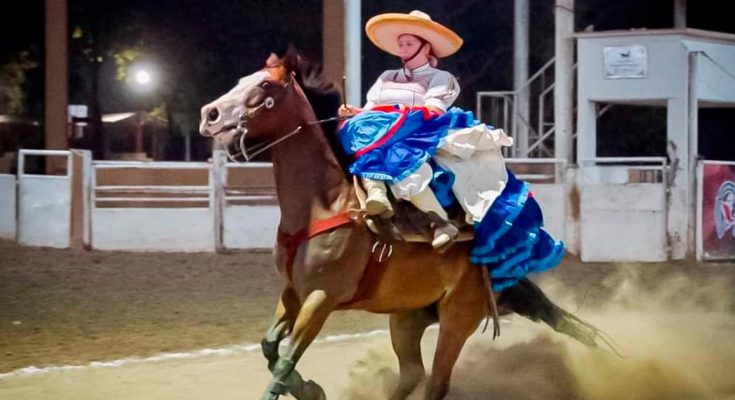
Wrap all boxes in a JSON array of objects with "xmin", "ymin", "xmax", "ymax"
[{"xmin": 281, "ymin": 45, "xmax": 299, "ymax": 76}]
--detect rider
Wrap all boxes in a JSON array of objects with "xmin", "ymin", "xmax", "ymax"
[
  {"xmin": 338, "ymin": 10, "xmax": 564, "ymax": 291},
  {"xmin": 339, "ymin": 10, "xmax": 466, "ymax": 251}
]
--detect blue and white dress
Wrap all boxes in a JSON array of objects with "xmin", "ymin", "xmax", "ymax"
[{"xmin": 339, "ymin": 63, "xmax": 564, "ymax": 291}]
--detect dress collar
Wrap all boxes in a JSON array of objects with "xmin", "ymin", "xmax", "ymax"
[{"xmin": 406, "ymin": 63, "xmax": 432, "ymax": 74}]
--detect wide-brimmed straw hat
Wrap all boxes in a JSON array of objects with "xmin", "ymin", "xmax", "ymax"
[{"xmin": 366, "ymin": 10, "xmax": 463, "ymax": 58}]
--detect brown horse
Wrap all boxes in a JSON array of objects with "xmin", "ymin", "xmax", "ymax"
[{"xmin": 199, "ymin": 48, "xmax": 610, "ymax": 400}]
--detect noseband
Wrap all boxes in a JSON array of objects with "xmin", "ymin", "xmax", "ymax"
[{"xmin": 227, "ymin": 73, "xmax": 342, "ymax": 162}]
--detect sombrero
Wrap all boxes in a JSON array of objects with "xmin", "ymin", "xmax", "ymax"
[{"xmin": 366, "ymin": 10, "xmax": 463, "ymax": 58}]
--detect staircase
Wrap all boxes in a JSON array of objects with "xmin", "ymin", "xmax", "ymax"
[{"xmin": 475, "ymin": 58, "xmax": 577, "ymax": 159}]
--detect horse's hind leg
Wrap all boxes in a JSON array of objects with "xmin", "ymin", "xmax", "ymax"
[
  {"xmin": 261, "ymin": 289, "xmax": 337, "ymax": 400},
  {"xmin": 388, "ymin": 306, "xmax": 437, "ymax": 400},
  {"xmin": 262, "ymin": 286, "xmax": 301, "ymax": 371},
  {"xmin": 426, "ymin": 269, "xmax": 487, "ymax": 400}
]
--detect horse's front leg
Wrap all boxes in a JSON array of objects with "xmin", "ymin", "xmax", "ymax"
[
  {"xmin": 261, "ymin": 289, "xmax": 336, "ymax": 400},
  {"xmin": 262, "ymin": 286, "xmax": 300, "ymax": 371}
]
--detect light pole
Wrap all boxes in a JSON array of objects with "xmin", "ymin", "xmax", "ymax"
[{"xmin": 128, "ymin": 63, "xmax": 157, "ymax": 157}]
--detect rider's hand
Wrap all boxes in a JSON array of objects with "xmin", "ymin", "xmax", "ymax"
[
  {"xmin": 338, "ymin": 105, "xmax": 361, "ymax": 117},
  {"xmin": 426, "ymin": 105, "xmax": 445, "ymax": 116}
]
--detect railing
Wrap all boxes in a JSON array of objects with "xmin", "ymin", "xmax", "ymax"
[
  {"xmin": 18, "ymin": 149, "xmax": 73, "ymax": 178},
  {"xmin": 92, "ymin": 161, "xmax": 212, "ymax": 208},
  {"xmin": 476, "ymin": 58, "xmax": 578, "ymax": 159},
  {"xmin": 505, "ymin": 158, "xmax": 567, "ymax": 184},
  {"xmin": 580, "ymin": 157, "xmax": 668, "ymax": 184},
  {"xmin": 212, "ymin": 151, "xmax": 277, "ymax": 206}
]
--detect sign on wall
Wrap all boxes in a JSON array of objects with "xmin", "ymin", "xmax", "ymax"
[
  {"xmin": 603, "ymin": 45, "xmax": 648, "ymax": 79},
  {"xmin": 701, "ymin": 162, "xmax": 735, "ymax": 260}
]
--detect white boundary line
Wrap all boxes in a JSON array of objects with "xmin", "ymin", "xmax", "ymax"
[{"xmin": 0, "ymin": 329, "xmax": 389, "ymax": 381}]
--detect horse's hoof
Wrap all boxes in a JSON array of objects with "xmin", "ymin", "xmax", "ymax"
[
  {"xmin": 303, "ymin": 380, "xmax": 326, "ymax": 400},
  {"xmin": 261, "ymin": 391, "xmax": 280, "ymax": 400},
  {"xmin": 261, "ymin": 381, "xmax": 287, "ymax": 400},
  {"xmin": 261, "ymin": 339, "xmax": 279, "ymax": 370}
]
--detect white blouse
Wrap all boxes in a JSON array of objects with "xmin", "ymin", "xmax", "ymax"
[{"xmin": 364, "ymin": 64, "xmax": 460, "ymax": 112}]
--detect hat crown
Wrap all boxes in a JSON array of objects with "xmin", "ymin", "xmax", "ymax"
[{"xmin": 408, "ymin": 10, "xmax": 432, "ymax": 21}]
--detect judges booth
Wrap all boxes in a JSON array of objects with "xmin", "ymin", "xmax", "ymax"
[{"xmin": 575, "ymin": 29, "xmax": 735, "ymax": 261}]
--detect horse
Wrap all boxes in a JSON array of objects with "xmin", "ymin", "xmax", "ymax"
[{"xmin": 199, "ymin": 47, "xmax": 611, "ymax": 400}]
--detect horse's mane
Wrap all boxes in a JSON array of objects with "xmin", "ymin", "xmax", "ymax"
[{"xmin": 290, "ymin": 52, "xmax": 353, "ymax": 175}]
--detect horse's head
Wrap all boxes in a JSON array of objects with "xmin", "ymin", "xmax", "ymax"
[{"xmin": 199, "ymin": 49, "xmax": 306, "ymax": 161}]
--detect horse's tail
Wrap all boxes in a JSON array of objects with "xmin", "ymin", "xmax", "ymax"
[{"xmin": 499, "ymin": 278, "xmax": 623, "ymax": 357}]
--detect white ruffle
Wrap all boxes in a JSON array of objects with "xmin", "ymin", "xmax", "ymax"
[{"xmin": 435, "ymin": 126, "xmax": 513, "ymax": 223}]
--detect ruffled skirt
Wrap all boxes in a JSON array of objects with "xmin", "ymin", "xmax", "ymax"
[
  {"xmin": 338, "ymin": 106, "xmax": 477, "ymax": 184},
  {"xmin": 470, "ymin": 170, "xmax": 565, "ymax": 291},
  {"xmin": 339, "ymin": 107, "xmax": 564, "ymax": 291}
]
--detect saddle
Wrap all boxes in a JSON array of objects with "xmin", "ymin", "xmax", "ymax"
[{"xmin": 353, "ymin": 177, "xmax": 474, "ymax": 244}]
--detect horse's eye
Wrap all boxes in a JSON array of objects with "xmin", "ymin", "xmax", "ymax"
[{"xmin": 261, "ymin": 81, "xmax": 271, "ymax": 89}]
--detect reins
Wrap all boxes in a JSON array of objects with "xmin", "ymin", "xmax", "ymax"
[
  {"xmin": 229, "ymin": 73, "xmax": 346, "ymax": 162},
  {"xmin": 234, "ymin": 116, "xmax": 344, "ymax": 162}
]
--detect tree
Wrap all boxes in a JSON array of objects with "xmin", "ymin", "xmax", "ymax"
[{"xmin": 0, "ymin": 51, "xmax": 39, "ymax": 115}]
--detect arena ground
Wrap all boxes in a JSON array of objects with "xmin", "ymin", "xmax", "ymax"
[{"xmin": 1, "ymin": 239, "xmax": 734, "ymax": 399}]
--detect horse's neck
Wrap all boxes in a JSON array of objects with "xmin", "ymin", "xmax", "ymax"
[{"xmin": 272, "ymin": 125, "xmax": 351, "ymax": 233}]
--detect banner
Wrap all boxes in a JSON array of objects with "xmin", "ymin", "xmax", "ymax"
[{"xmin": 701, "ymin": 162, "xmax": 735, "ymax": 260}]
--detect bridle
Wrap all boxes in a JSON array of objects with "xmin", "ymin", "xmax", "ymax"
[{"xmin": 226, "ymin": 72, "xmax": 344, "ymax": 162}]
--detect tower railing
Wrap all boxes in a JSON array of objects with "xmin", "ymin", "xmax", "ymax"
[{"xmin": 476, "ymin": 58, "xmax": 578, "ymax": 159}]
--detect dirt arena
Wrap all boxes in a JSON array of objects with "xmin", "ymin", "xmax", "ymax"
[{"xmin": 2, "ymin": 239, "xmax": 735, "ymax": 399}]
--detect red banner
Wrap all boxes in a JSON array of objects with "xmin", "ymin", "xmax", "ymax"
[{"xmin": 701, "ymin": 162, "xmax": 735, "ymax": 260}]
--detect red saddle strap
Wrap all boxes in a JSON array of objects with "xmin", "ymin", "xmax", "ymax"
[{"xmin": 277, "ymin": 213, "xmax": 354, "ymax": 280}]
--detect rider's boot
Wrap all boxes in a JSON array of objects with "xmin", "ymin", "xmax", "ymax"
[
  {"xmin": 363, "ymin": 178, "xmax": 394, "ymax": 219},
  {"xmin": 409, "ymin": 188, "xmax": 458, "ymax": 252}
]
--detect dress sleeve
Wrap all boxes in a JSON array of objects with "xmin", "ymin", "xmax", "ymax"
[
  {"xmin": 424, "ymin": 71, "xmax": 460, "ymax": 112},
  {"xmin": 363, "ymin": 71, "xmax": 388, "ymax": 109}
]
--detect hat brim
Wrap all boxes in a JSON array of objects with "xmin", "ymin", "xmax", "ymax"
[{"xmin": 366, "ymin": 14, "xmax": 463, "ymax": 58}]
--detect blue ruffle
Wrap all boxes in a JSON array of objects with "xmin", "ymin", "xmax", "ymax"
[
  {"xmin": 339, "ymin": 107, "xmax": 479, "ymax": 184},
  {"xmin": 471, "ymin": 170, "xmax": 565, "ymax": 291},
  {"xmin": 429, "ymin": 160, "xmax": 457, "ymax": 209}
]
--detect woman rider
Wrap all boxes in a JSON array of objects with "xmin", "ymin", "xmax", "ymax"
[
  {"xmin": 339, "ymin": 10, "xmax": 465, "ymax": 250},
  {"xmin": 338, "ymin": 10, "xmax": 565, "ymax": 291}
]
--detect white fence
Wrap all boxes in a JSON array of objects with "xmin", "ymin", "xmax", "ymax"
[
  {"xmin": 578, "ymin": 157, "xmax": 669, "ymax": 262},
  {"xmin": 91, "ymin": 160, "xmax": 216, "ymax": 252},
  {"xmin": 16, "ymin": 150, "xmax": 74, "ymax": 248},
  {"xmin": 12, "ymin": 149, "xmax": 92, "ymax": 248},
  {"xmin": 0, "ymin": 174, "xmax": 16, "ymax": 239},
  {"xmin": 6, "ymin": 151, "xmax": 684, "ymax": 261},
  {"xmin": 212, "ymin": 151, "xmax": 279, "ymax": 251},
  {"xmin": 88, "ymin": 151, "xmax": 279, "ymax": 252}
]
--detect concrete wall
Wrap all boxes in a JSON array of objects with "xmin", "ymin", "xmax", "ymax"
[
  {"xmin": 528, "ymin": 183, "xmax": 565, "ymax": 242},
  {"xmin": 17, "ymin": 176, "xmax": 71, "ymax": 248},
  {"xmin": 92, "ymin": 208, "xmax": 214, "ymax": 252},
  {"xmin": 580, "ymin": 183, "xmax": 667, "ymax": 261},
  {"xmin": 577, "ymin": 164, "xmax": 668, "ymax": 261},
  {"xmin": 223, "ymin": 206, "xmax": 280, "ymax": 249},
  {"xmin": 0, "ymin": 174, "xmax": 16, "ymax": 239}
]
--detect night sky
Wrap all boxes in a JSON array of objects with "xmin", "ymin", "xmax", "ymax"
[{"xmin": 1, "ymin": 0, "xmax": 733, "ymax": 159}]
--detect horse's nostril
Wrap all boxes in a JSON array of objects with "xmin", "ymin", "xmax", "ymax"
[{"xmin": 207, "ymin": 108, "xmax": 220, "ymax": 122}]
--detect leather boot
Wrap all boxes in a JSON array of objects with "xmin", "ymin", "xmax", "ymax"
[
  {"xmin": 428, "ymin": 212, "xmax": 460, "ymax": 252},
  {"xmin": 363, "ymin": 178, "xmax": 394, "ymax": 218},
  {"xmin": 409, "ymin": 188, "xmax": 458, "ymax": 252}
]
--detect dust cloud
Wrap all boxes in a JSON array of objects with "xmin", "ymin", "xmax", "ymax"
[{"xmin": 341, "ymin": 265, "xmax": 735, "ymax": 399}]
